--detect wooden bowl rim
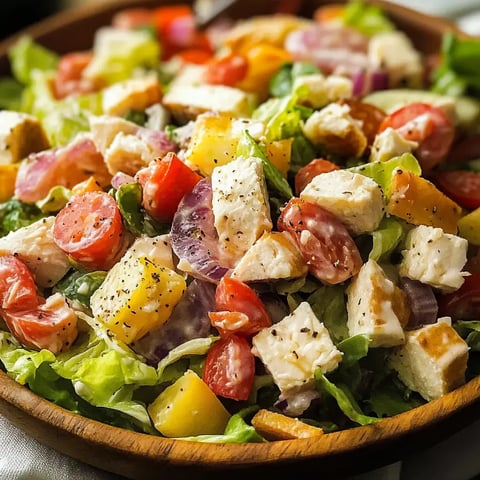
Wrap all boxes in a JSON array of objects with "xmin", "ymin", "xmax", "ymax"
[{"xmin": 0, "ymin": 0, "xmax": 478, "ymax": 473}]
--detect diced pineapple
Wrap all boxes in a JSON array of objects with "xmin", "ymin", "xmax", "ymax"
[
  {"xmin": 90, "ymin": 255, "xmax": 186, "ymax": 344},
  {"xmin": 148, "ymin": 369, "xmax": 231, "ymax": 437},
  {"xmin": 0, "ymin": 164, "xmax": 19, "ymax": 201},
  {"xmin": 185, "ymin": 112, "xmax": 265, "ymax": 176}
]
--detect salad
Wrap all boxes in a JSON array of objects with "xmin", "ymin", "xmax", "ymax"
[{"xmin": 1, "ymin": 0, "xmax": 480, "ymax": 443}]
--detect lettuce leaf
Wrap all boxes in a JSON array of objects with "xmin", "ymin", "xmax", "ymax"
[
  {"xmin": 0, "ymin": 198, "xmax": 45, "ymax": 237},
  {"xmin": 342, "ymin": 0, "xmax": 394, "ymax": 37},
  {"xmin": 369, "ymin": 217, "xmax": 405, "ymax": 262}
]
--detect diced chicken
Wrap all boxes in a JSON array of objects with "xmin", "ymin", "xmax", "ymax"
[
  {"xmin": 102, "ymin": 76, "xmax": 162, "ymax": 117},
  {"xmin": 162, "ymin": 84, "xmax": 256, "ymax": 123},
  {"xmin": 300, "ymin": 169, "xmax": 385, "ymax": 235},
  {"xmin": 389, "ymin": 320, "xmax": 469, "ymax": 401},
  {"xmin": 89, "ymin": 115, "xmax": 138, "ymax": 155},
  {"xmin": 252, "ymin": 301, "xmax": 343, "ymax": 395},
  {"xmin": 211, "ymin": 156, "xmax": 272, "ymax": 266},
  {"xmin": 0, "ymin": 111, "xmax": 50, "ymax": 164},
  {"xmin": 123, "ymin": 234, "xmax": 174, "ymax": 270},
  {"xmin": 346, "ymin": 259, "xmax": 409, "ymax": 348},
  {"xmin": 302, "ymin": 102, "xmax": 367, "ymax": 157},
  {"xmin": 232, "ymin": 231, "xmax": 307, "ymax": 282},
  {"xmin": 0, "ymin": 216, "xmax": 71, "ymax": 288},
  {"xmin": 399, "ymin": 225, "xmax": 468, "ymax": 293}
]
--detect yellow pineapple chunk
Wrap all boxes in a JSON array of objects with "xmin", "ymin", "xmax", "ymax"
[
  {"xmin": 148, "ymin": 369, "xmax": 231, "ymax": 437},
  {"xmin": 90, "ymin": 255, "xmax": 186, "ymax": 344},
  {"xmin": 0, "ymin": 164, "xmax": 19, "ymax": 201}
]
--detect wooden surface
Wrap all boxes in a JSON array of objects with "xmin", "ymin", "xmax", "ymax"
[{"xmin": 0, "ymin": 1, "xmax": 477, "ymax": 478}]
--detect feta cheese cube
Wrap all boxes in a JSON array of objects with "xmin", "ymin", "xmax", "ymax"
[
  {"xmin": 368, "ymin": 31, "xmax": 423, "ymax": 88},
  {"xmin": 399, "ymin": 225, "xmax": 468, "ymax": 293},
  {"xmin": 369, "ymin": 127, "xmax": 418, "ymax": 163},
  {"xmin": 232, "ymin": 231, "xmax": 307, "ymax": 282},
  {"xmin": 212, "ymin": 156, "xmax": 272, "ymax": 265},
  {"xmin": 0, "ymin": 111, "xmax": 49, "ymax": 164},
  {"xmin": 300, "ymin": 169, "xmax": 385, "ymax": 235},
  {"xmin": 346, "ymin": 259, "xmax": 408, "ymax": 348},
  {"xmin": 252, "ymin": 302, "xmax": 342, "ymax": 394},
  {"xmin": 302, "ymin": 103, "xmax": 367, "ymax": 157},
  {"xmin": 293, "ymin": 74, "xmax": 353, "ymax": 109},
  {"xmin": 389, "ymin": 321, "xmax": 469, "ymax": 401}
]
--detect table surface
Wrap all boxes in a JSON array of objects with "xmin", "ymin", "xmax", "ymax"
[{"xmin": 2, "ymin": 1, "xmax": 480, "ymax": 479}]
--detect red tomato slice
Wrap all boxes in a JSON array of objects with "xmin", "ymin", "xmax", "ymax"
[
  {"xmin": 204, "ymin": 54, "xmax": 248, "ymax": 87},
  {"xmin": 430, "ymin": 170, "xmax": 480, "ymax": 210},
  {"xmin": 295, "ymin": 158, "xmax": 340, "ymax": 195},
  {"xmin": 437, "ymin": 273, "xmax": 480, "ymax": 321},
  {"xmin": 53, "ymin": 191, "xmax": 125, "ymax": 271},
  {"xmin": 53, "ymin": 52, "xmax": 97, "ymax": 99},
  {"xmin": 447, "ymin": 134, "xmax": 480, "ymax": 164},
  {"xmin": 378, "ymin": 103, "xmax": 455, "ymax": 172},
  {"xmin": 0, "ymin": 255, "xmax": 39, "ymax": 311},
  {"xmin": 212, "ymin": 277, "xmax": 271, "ymax": 337},
  {"xmin": 277, "ymin": 198, "xmax": 362, "ymax": 284},
  {"xmin": 203, "ymin": 334, "xmax": 255, "ymax": 401},
  {"xmin": 135, "ymin": 152, "xmax": 202, "ymax": 222},
  {"xmin": 176, "ymin": 48, "xmax": 213, "ymax": 65},
  {"xmin": 2, "ymin": 293, "xmax": 78, "ymax": 354}
]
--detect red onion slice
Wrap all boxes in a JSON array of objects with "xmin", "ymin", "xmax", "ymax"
[{"xmin": 399, "ymin": 276, "xmax": 438, "ymax": 329}]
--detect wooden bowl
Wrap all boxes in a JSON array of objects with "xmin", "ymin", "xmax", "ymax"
[{"xmin": 0, "ymin": 2, "xmax": 476, "ymax": 479}]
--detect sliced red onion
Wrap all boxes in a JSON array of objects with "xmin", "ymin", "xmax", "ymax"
[
  {"xmin": 131, "ymin": 278, "xmax": 215, "ymax": 364},
  {"xmin": 399, "ymin": 276, "xmax": 438, "ymax": 329},
  {"xmin": 136, "ymin": 127, "xmax": 178, "ymax": 157},
  {"xmin": 15, "ymin": 134, "xmax": 112, "ymax": 203},
  {"xmin": 351, "ymin": 69, "xmax": 389, "ymax": 97},
  {"xmin": 171, "ymin": 177, "xmax": 231, "ymax": 282},
  {"xmin": 275, "ymin": 389, "xmax": 320, "ymax": 417},
  {"xmin": 111, "ymin": 172, "xmax": 135, "ymax": 190}
]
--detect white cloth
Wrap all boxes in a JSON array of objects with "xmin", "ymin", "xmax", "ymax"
[{"xmin": 2, "ymin": 1, "xmax": 480, "ymax": 479}]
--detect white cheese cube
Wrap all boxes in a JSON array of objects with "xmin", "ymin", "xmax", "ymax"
[
  {"xmin": 300, "ymin": 169, "xmax": 385, "ymax": 235},
  {"xmin": 0, "ymin": 217, "xmax": 70, "ymax": 287},
  {"xmin": 211, "ymin": 156, "xmax": 272, "ymax": 266},
  {"xmin": 369, "ymin": 127, "xmax": 418, "ymax": 163},
  {"xmin": 102, "ymin": 76, "xmax": 162, "ymax": 116},
  {"xmin": 162, "ymin": 84, "xmax": 256, "ymax": 123},
  {"xmin": 346, "ymin": 259, "xmax": 408, "ymax": 348},
  {"xmin": 302, "ymin": 103, "xmax": 367, "ymax": 157},
  {"xmin": 124, "ymin": 234, "xmax": 174, "ymax": 270},
  {"xmin": 232, "ymin": 231, "xmax": 307, "ymax": 282},
  {"xmin": 89, "ymin": 115, "xmax": 138, "ymax": 155},
  {"xmin": 368, "ymin": 31, "xmax": 423, "ymax": 88},
  {"xmin": 389, "ymin": 321, "xmax": 469, "ymax": 401},
  {"xmin": 294, "ymin": 74, "xmax": 353, "ymax": 109},
  {"xmin": 399, "ymin": 225, "xmax": 468, "ymax": 293},
  {"xmin": 252, "ymin": 302, "xmax": 342, "ymax": 394},
  {"xmin": 0, "ymin": 111, "xmax": 49, "ymax": 164}
]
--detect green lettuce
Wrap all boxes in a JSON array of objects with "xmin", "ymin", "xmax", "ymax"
[
  {"xmin": 55, "ymin": 270, "xmax": 107, "ymax": 310},
  {"xmin": 342, "ymin": 0, "xmax": 394, "ymax": 37},
  {"xmin": 0, "ymin": 77, "xmax": 24, "ymax": 110},
  {"xmin": 369, "ymin": 217, "xmax": 405, "ymax": 262},
  {"xmin": 36, "ymin": 186, "xmax": 72, "ymax": 214},
  {"xmin": 0, "ymin": 198, "xmax": 45, "ymax": 237},
  {"xmin": 269, "ymin": 61, "xmax": 321, "ymax": 98}
]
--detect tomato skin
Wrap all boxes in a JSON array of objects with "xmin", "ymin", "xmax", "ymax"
[
  {"xmin": 203, "ymin": 334, "xmax": 255, "ymax": 401},
  {"xmin": 135, "ymin": 152, "xmax": 202, "ymax": 222},
  {"xmin": 0, "ymin": 255, "xmax": 39, "ymax": 311},
  {"xmin": 204, "ymin": 54, "xmax": 248, "ymax": 86},
  {"xmin": 437, "ymin": 273, "xmax": 480, "ymax": 320},
  {"xmin": 2, "ymin": 293, "xmax": 78, "ymax": 354},
  {"xmin": 294, "ymin": 158, "xmax": 339, "ymax": 195},
  {"xmin": 212, "ymin": 277, "xmax": 271, "ymax": 337},
  {"xmin": 378, "ymin": 103, "xmax": 455, "ymax": 172},
  {"xmin": 53, "ymin": 52, "xmax": 97, "ymax": 99},
  {"xmin": 430, "ymin": 170, "xmax": 480, "ymax": 210},
  {"xmin": 448, "ymin": 134, "xmax": 480, "ymax": 164},
  {"xmin": 53, "ymin": 191, "xmax": 125, "ymax": 271},
  {"xmin": 277, "ymin": 198, "xmax": 362, "ymax": 284}
]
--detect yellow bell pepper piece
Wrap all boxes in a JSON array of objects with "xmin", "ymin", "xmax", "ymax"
[
  {"xmin": 148, "ymin": 369, "xmax": 231, "ymax": 437},
  {"xmin": 387, "ymin": 168, "xmax": 462, "ymax": 234},
  {"xmin": 265, "ymin": 138, "xmax": 293, "ymax": 177},
  {"xmin": 0, "ymin": 164, "xmax": 19, "ymax": 202},
  {"xmin": 90, "ymin": 255, "xmax": 186, "ymax": 344},
  {"xmin": 458, "ymin": 207, "xmax": 480, "ymax": 246}
]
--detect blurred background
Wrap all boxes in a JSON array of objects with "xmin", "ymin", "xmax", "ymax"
[{"xmin": 0, "ymin": 0, "xmax": 479, "ymax": 40}]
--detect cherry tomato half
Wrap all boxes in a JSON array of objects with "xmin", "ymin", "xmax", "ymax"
[
  {"xmin": 203, "ymin": 334, "xmax": 255, "ymax": 401},
  {"xmin": 53, "ymin": 191, "xmax": 125, "ymax": 271},
  {"xmin": 430, "ymin": 170, "xmax": 480, "ymax": 210},
  {"xmin": 135, "ymin": 152, "xmax": 202, "ymax": 222},
  {"xmin": 277, "ymin": 198, "xmax": 362, "ymax": 284},
  {"xmin": 378, "ymin": 103, "xmax": 455, "ymax": 172},
  {"xmin": 294, "ymin": 158, "xmax": 340, "ymax": 195},
  {"xmin": 204, "ymin": 54, "xmax": 249, "ymax": 87},
  {"xmin": 53, "ymin": 52, "xmax": 97, "ymax": 99},
  {"xmin": 212, "ymin": 277, "xmax": 271, "ymax": 337},
  {"xmin": 437, "ymin": 273, "xmax": 480, "ymax": 321},
  {"xmin": 0, "ymin": 255, "xmax": 39, "ymax": 311}
]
